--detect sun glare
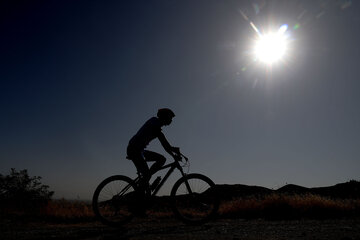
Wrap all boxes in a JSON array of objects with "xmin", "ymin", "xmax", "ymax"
[{"xmin": 254, "ymin": 25, "xmax": 289, "ymax": 64}]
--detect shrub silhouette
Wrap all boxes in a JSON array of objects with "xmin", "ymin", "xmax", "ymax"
[{"xmin": 0, "ymin": 168, "xmax": 54, "ymax": 211}]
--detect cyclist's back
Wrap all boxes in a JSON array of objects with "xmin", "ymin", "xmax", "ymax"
[
  {"xmin": 127, "ymin": 108, "xmax": 179, "ymax": 186},
  {"xmin": 128, "ymin": 117, "xmax": 162, "ymax": 151}
]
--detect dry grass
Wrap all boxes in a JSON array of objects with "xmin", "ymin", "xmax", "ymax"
[
  {"xmin": 0, "ymin": 199, "xmax": 95, "ymax": 223},
  {"xmin": 219, "ymin": 193, "xmax": 360, "ymax": 219},
  {"xmin": 42, "ymin": 199, "xmax": 94, "ymax": 220},
  {"xmin": 2, "ymin": 194, "xmax": 360, "ymax": 223}
]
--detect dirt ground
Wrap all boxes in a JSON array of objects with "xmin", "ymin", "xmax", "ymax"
[{"xmin": 2, "ymin": 217, "xmax": 360, "ymax": 240}]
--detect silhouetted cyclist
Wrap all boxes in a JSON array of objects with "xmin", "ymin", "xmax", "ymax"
[{"xmin": 127, "ymin": 108, "xmax": 180, "ymax": 193}]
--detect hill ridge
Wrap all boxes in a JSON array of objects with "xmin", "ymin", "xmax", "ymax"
[{"xmin": 214, "ymin": 180, "xmax": 360, "ymax": 200}]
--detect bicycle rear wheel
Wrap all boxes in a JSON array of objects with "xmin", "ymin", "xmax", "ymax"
[
  {"xmin": 171, "ymin": 173, "xmax": 219, "ymax": 225},
  {"xmin": 92, "ymin": 175, "xmax": 137, "ymax": 227}
]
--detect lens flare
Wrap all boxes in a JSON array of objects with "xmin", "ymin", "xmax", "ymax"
[
  {"xmin": 279, "ymin": 24, "xmax": 288, "ymax": 34},
  {"xmin": 293, "ymin": 23, "xmax": 300, "ymax": 30}
]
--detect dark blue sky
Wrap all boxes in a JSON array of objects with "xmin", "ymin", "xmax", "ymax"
[{"xmin": 1, "ymin": 0, "xmax": 359, "ymax": 199}]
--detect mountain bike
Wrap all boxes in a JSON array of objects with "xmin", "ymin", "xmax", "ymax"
[{"xmin": 92, "ymin": 151, "xmax": 219, "ymax": 227}]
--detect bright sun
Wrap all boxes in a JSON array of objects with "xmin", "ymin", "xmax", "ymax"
[{"xmin": 254, "ymin": 25, "xmax": 289, "ymax": 64}]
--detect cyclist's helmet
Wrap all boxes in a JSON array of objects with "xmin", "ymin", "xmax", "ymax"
[{"xmin": 157, "ymin": 108, "xmax": 175, "ymax": 120}]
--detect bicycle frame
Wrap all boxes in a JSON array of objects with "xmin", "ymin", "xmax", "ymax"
[
  {"xmin": 129, "ymin": 157, "xmax": 188, "ymax": 196},
  {"xmin": 151, "ymin": 159, "xmax": 186, "ymax": 196}
]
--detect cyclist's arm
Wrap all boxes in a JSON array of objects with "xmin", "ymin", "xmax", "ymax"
[{"xmin": 158, "ymin": 132, "xmax": 178, "ymax": 156}]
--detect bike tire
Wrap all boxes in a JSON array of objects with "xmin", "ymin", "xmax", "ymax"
[
  {"xmin": 171, "ymin": 173, "xmax": 219, "ymax": 225},
  {"xmin": 92, "ymin": 175, "xmax": 137, "ymax": 227}
]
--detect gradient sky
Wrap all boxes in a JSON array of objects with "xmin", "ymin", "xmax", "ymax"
[{"xmin": 1, "ymin": 0, "xmax": 359, "ymax": 200}]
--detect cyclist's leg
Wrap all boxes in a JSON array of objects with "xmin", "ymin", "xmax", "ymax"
[
  {"xmin": 133, "ymin": 159, "xmax": 151, "ymax": 189},
  {"xmin": 143, "ymin": 150, "xmax": 166, "ymax": 175},
  {"xmin": 127, "ymin": 147, "xmax": 151, "ymax": 190},
  {"xmin": 126, "ymin": 149, "xmax": 150, "ymax": 216}
]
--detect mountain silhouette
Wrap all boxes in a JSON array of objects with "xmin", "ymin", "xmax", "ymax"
[{"xmin": 214, "ymin": 180, "xmax": 360, "ymax": 200}]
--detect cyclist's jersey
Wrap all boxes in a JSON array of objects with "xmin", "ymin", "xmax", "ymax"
[{"xmin": 128, "ymin": 117, "xmax": 162, "ymax": 150}]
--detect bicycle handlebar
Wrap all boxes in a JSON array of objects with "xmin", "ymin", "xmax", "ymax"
[{"xmin": 173, "ymin": 149, "xmax": 188, "ymax": 162}]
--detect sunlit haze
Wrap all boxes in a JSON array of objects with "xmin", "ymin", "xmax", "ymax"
[{"xmin": 1, "ymin": 1, "xmax": 360, "ymax": 200}]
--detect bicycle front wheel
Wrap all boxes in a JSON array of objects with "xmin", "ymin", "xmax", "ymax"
[
  {"xmin": 171, "ymin": 173, "xmax": 219, "ymax": 225},
  {"xmin": 92, "ymin": 175, "xmax": 137, "ymax": 227}
]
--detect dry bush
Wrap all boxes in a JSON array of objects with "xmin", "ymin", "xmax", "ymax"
[{"xmin": 0, "ymin": 169, "xmax": 53, "ymax": 212}]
